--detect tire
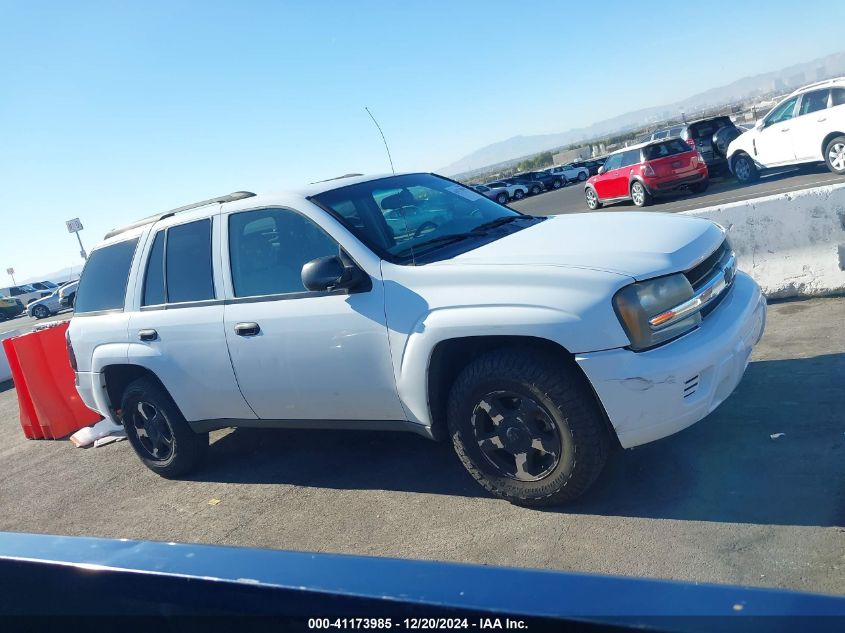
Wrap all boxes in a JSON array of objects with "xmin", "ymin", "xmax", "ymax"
[
  {"xmin": 824, "ymin": 135, "xmax": 845, "ymax": 174},
  {"xmin": 496, "ymin": 192, "xmax": 509, "ymax": 205},
  {"xmin": 552, "ymin": 179, "xmax": 562, "ymax": 189},
  {"xmin": 513, "ymin": 189, "xmax": 525, "ymax": 200},
  {"xmin": 530, "ymin": 185, "xmax": 541, "ymax": 195},
  {"xmin": 732, "ymin": 153, "xmax": 759, "ymax": 183},
  {"xmin": 447, "ymin": 347, "xmax": 610, "ymax": 506},
  {"xmin": 120, "ymin": 377, "xmax": 208, "ymax": 478},
  {"xmin": 630, "ymin": 180, "xmax": 651, "ymax": 207},
  {"xmin": 578, "ymin": 172, "xmax": 587, "ymax": 182},
  {"xmin": 689, "ymin": 180, "xmax": 709, "ymax": 194},
  {"xmin": 32, "ymin": 305, "xmax": 50, "ymax": 319},
  {"xmin": 585, "ymin": 187, "xmax": 602, "ymax": 210}
]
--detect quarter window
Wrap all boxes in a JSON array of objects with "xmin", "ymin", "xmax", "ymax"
[
  {"xmin": 75, "ymin": 238, "xmax": 139, "ymax": 313},
  {"xmin": 142, "ymin": 230, "xmax": 166, "ymax": 306},
  {"xmin": 165, "ymin": 219, "xmax": 214, "ymax": 303},
  {"xmin": 229, "ymin": 208, "xmax": 340, "ymax": 298},
  {"xmin": 832, "ymin": 88, "xmax": 845, "ymax": 107}
]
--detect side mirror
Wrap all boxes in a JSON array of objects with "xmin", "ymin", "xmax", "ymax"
[
  {"xmin": 301, "ymin": 254, "xmax": 368, "ymax": 292},
  {"xmin": 597, "ymin": 166, "xmax": 606, "ymax": 175},
  {"xmin": 755, "ymin": 119, "xmax": 765, "ymax": 130}
]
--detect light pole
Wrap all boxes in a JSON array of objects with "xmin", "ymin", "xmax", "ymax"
[{"xmin": 6, "ymin": 267, "xmax": 16, "ymax": 285}]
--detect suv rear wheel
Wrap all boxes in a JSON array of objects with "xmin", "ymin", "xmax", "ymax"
[
  {"xmin": 447, "ymin": 348, "xmax": 610, "ymax": 506},
  {"xmin": 630, "ymin": 180, "xmax": 651, "ymax": 207},
  {"xmin": 32, "ymin": 305, "xmax": 50, "ymax": 319},
  {"xmin": 121, "ymin": 377, "xmax": 208, "ymax": 477},
  {"xmin": 824, "ymin": 136, "xmax": 845, "ymax": 174},
  {"xmin": 496, "ymin": 192, "xmax": 509, "ymax": 204},
  {"xmin": 513, "ymin": 189, "xmax": 525, "ymax": 200},
  {"xmin": 530, "ymin": 185, "xmax": 541, "ymax": 195}
]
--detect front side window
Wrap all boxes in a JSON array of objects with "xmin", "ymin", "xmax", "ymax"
[
  {"xmin": 229, "ymin": 208, "xmax": 339, "ymax": 298},
  {"xmin": 602, "ymin": 154, "xmax": 623, "ymax": 171},
  {"xmin": 311, "ymin": 174, "xmax": 533, "ymax": 264},
  {"xmin": 799, "ymin": 89, "xmax": 830, "ymax": 116},
  {"xmin": 766, "ymin": 97, "xmax": 799, "ymax": 126},
  {"xmin": 166, "ymin": 219, "xmax": 214, "ymax": 303},
  {"xmin": 75, "ymin": 238, "xmax": 139, "ymax": 313}
]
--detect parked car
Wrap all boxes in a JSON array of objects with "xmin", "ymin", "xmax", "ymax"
[
  {"xmin": 486, "ymin": 181, "xmax": 529, "ymax": 201},
  {"xmin": 645, "ymin": 118, "xmax": 742, "ymax": 175},
  {"xmin": 584, "ymin": 138, "xmax": 709, "ymax": 209},
  {"xmin": 727, "ymin": 78, "xmax": 845, "ymax": 183},
  {"xmin": 0, "ymin": 296, "xmax": 24, "ymax": 320},
  {"xmin": 545, "ymin": 164, "xmax": 589, "ymax": 183},
  {"xmin": 28, "ymin": 280, "xmax": 60, "ymax": 292},
  {"xmin": 59, "ymin": 280, "xmax": 79, "ymax": 308},
  {"xmin": 69, "ymin": 174, "xmax": 764, "ymax": 507},
  {"xmin": 639, "ymin": 125, "xmax": 685, "ymax": 143},
  {"xmin": 571, "ymin": 158, "xmax": 607, "ymax": 177},
  {"xmin": 509, "ymin": 170, "xmax": 564, "ymax": 193},
  {"xmin": 0, "ymin": 284, "xmax": 50, "ymax": 306},
  {"xmin": 502, "ymin": 176, "xmax": 545, "ymax": 196},
  {"xmin": 27, "ymin": 285, "xmax": 73, "ymax": 319},
  {"xmin": 472, "ymin": 183, "xmax": 511, "ymax": 204}
]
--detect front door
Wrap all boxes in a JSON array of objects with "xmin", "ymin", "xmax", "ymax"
[
  {"xmin": 755, "ymin": 96, "xmax": 799, "ymax": 166},
  {"xmin": 791, "ymin": 89, "xmax": 831, "ymax": 162},
  {"xmin": 594, "ymin": 153, "xmax": 623, "ymax": 199},
  {"xmin": 222, "ymin": 206, "xmax": 405, "ymax": 422}
]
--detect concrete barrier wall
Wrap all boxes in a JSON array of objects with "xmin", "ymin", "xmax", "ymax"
[{"xmin": 683, "ymin": 182, "xmax": 845, "ymax": 299}]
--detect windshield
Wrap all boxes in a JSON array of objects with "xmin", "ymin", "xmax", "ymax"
[{"xmin": 311, "ymin": 173, "xmax": 530, "ymax": 264}]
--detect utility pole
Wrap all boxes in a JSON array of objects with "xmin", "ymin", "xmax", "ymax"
[
  {"xmin": 65, "ymin": 217, "xmax": 87, "ymax": 260},
  {"xmin": 6, "ymin": 267, "xmax": 16, "ymax": 285}
]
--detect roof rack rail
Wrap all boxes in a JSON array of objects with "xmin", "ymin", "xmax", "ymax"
[{"xmin": 104, "ymin": 191, "xmax": 256, "ymax": 239}]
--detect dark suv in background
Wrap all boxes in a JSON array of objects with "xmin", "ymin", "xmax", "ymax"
[
  {"xmin": 642, "ymin": 117, "xmax": 743, "ymax": 176},
  {"xmin": 571, "ymin": 158, "xmax": 607, "ymax": 177},
  {"xmin": 509, "ymin": 170, "xmax": 564, "ymax": 193}
]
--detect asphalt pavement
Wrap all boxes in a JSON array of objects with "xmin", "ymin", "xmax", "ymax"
[
  {"xmin": 0, "ymin": 297, "xmax": 842, "ymax": 595},
  {"xmin": 510, "ymin": 163, "xmax": 845, "ymax": 216}
]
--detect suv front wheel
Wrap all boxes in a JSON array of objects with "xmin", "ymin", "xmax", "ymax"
[
  {"xmin": 447, "ymin": 348, "xmax": 610, "ymax": 506},
  {"xmin": 732, "ymin": 153, "xmax": 759, "ymax": 183},
  {"xmin": 121, "ymin": 377, "xmax": 208, "ymax": 477}
]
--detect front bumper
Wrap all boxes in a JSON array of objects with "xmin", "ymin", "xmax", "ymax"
[{"xmin": 576, "ymin": 271, "xmax": 766, "ymax": 448}]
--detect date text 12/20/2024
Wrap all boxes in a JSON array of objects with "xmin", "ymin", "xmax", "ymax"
[{"xmin": 308, "ymin": 618, "xmax": 528, "ymax": 630}]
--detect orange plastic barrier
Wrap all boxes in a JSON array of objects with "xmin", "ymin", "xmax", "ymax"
[{"xmin": 2, "ymin": 321, "xmax": 101, "ymax": 439}]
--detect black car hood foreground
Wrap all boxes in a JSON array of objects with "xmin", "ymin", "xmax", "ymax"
[{"xmin": 0, "ymin": 532, "xmax": 842, "ymax": 631}]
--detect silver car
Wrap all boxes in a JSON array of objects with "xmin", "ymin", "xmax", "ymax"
[{"xmin": 27, "ymin": 282, "xmax": 76, "ymax": 319}]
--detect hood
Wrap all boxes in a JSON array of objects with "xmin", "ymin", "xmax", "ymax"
[{"xmin": 442, "ymin": 212, "xmax": 725, "ymax": 280}]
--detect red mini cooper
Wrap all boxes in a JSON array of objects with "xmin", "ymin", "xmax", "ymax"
[{"xmin": 585, "ymin": 138, "xmax": 709, "ymax": 209}]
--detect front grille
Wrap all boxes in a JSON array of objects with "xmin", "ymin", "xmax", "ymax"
[{"xmin": 684, "ymin": 238, "xmax": 734, "ymax": 319}]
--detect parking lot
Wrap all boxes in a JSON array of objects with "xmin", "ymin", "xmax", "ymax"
[
  {"xmin": 0, "ymin": 296, "xmax": 842, "ymax": 595},
  {"xmin": 510, "ymin": 163, "xmax": 845, "ymax": 216}
]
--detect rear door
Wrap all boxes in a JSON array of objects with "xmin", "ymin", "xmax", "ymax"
[
  {"xmin": 791, "ymin": 89, "xmax": 832, "ymax": 161},
  {"xmin": 128, "ymin": 217, "xmax": 257, "ymax": 423}
]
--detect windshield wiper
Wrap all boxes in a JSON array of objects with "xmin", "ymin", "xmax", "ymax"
[
  {"xmin": 471, "ymin": 214, "xmax": 537, "ymax": 233},
  {"xmin": 394, "ymin": 233, "xmax": 475, "ymax": 257}
]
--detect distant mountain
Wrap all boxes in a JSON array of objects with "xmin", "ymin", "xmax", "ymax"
[
  {"xmin": 21, "ymin": 266, "xmax": 83, "ymax": 285},
  {"xmin": 439, "ymin": 51, "xmax": 845, "ymax": 176}
]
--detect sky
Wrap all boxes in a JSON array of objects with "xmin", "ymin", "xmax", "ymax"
[{"xmin": 1, "ymin": 0, "xmax": 844, "ymax": 281}]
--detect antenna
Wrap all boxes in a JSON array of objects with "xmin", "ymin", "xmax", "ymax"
[{"xmin": 365, "ymin": 107, "xmax": 396, "ymax": 175}]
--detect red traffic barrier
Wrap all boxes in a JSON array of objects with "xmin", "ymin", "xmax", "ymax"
[{"xmin": 2, "ymin": 321, "xmax": 101, "ymax": 439}]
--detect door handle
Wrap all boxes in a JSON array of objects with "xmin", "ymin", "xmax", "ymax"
[
  {"xmin": 817, "ymin": 117, "xmax": 827, "ymax": 122},
  {"xmin": 234, "ymin": 322, "xmax": 261, "ymax": 337},
  {"xmin": 138, "ymin": 329, "xmax": 158, "ymax": 342},
  {"xmin": 781, "ymin": 128, "xmax": 790, "ymax": 132}
]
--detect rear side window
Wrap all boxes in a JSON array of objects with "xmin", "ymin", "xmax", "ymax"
[
  {"xmin": 799, "ymin": 89, "xmax": 829, "ymax": 116},
  {"xmin": 75, "ymin": 238, "xmax": 139, "ymax": 313},
  {"xmin": 643, "ymin": 139, "xmax": 690, "ymax": 160},
  {"xmin": 618, "ymin": 149, "xmax": 642, "ymax": 168},
  {"xmin": 165, "ymin": 219, "xmax": 214, "ymax": 303},
  {"xmin": 832, "ymin": 88, "xmax": 845, "ymax": 107}
]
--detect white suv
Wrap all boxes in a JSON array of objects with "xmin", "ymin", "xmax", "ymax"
[
  {"xmin": 727, "ymin": 78, "xmax": 845, "ymax": 182},
  {"xmin": 69, "ymin": 173, "xmax": 766, "ymax": 506}
]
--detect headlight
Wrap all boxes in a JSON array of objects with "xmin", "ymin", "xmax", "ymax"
[{"xmin": 612, "ymin": 273, "xmax": 701, "ymax": 351}]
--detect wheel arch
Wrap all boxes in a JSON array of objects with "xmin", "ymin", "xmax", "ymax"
[
  {"xmin": 102, "ymin": 364, "xmax": 175, "ymax": 415},
  {"xmin": 425, "ymin": 335, "xmax": 618, "ymax": 445},
  {"xmin": 821, "ymin": 131, "xmax": 845, "ymax": 157}
]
